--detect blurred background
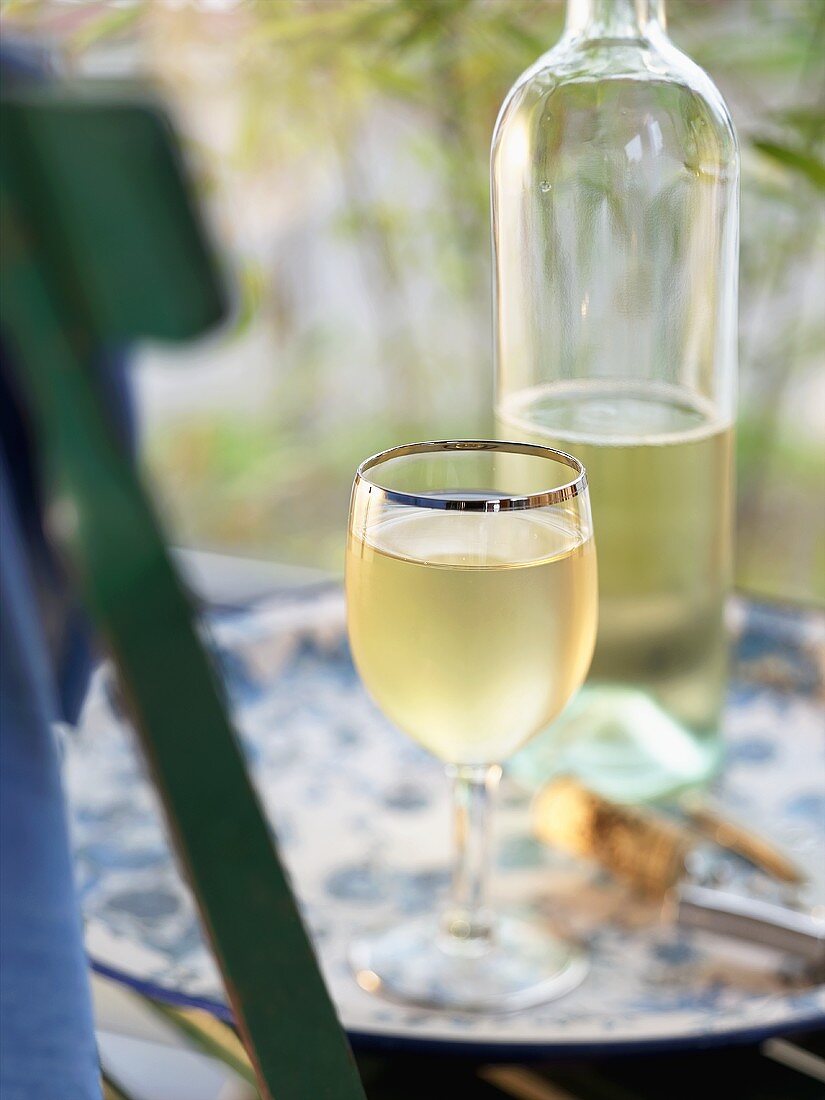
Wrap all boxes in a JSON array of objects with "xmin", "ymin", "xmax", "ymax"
[{"xmin": 2, "ymin": 0, "xmax": 823, "ymax": 602}]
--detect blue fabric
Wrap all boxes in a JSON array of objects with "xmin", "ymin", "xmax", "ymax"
[
  {"xmin": 1, "ymin": 42, "xmax": 138, "ymax": 1097},
  {"xmin": 0, "ymin": 450, "xmax": 101, "ymax": 1100},
  {"xmin": 0, "ymin": 42, "xmax": 126, "ymax": 1093}
]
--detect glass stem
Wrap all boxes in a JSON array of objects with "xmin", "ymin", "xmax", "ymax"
[{"xmin": 440, "ymin": 763, "xmax": 502, "ymax": 956}]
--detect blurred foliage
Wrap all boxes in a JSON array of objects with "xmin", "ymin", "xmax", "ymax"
[
  {"xmin": 2, "ymin": 0, "xmax": 823, "ymax": 601},
  {"xmin": 101, "ymin": 1069, "xmax": 138, "ymax": 1100},
  {"xmin": 146, "ymin": 998, "xmax": 259, "ymax": 1091}
]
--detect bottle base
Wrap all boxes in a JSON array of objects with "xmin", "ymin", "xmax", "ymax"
[{"xmin": 510, "ymin": 684, "xmax": 723, "ymax": 804}]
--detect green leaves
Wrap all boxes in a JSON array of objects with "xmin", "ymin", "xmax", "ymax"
[
  {"xmin": 146, "ymin": 1000, "xmax": 260, "ymax": 1093},
  {"xmin": 751, "ymin": 138, "xmax": 825, "ymax": 191},
  {"xmin": 98, "ymin": 995, "xmax": 261, "ymax": 1098},
  {"xmin": 102, "ymin": 1070, "xmax": 139, "ymax": 1100},
  {"xmin": 750, "ymin": 105, "xmax": 825, "ymax": 192},
  {"xmin": 69, "ymin": 3, "xmax": 142, "ymax": 53}
]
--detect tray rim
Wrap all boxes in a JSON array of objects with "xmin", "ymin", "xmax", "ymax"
[{"xmin": 89, "ymin": 958, "xmax": 825, "ymax": 1059}]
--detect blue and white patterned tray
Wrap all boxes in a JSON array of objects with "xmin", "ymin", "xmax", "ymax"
[{"xmin": 65, "ymin": 591, "xmax": 825, "ymax": 1055}]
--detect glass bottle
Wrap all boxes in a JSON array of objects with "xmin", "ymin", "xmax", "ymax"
[{"xmin": 492, "ymin": 0, "xmax": 738, "ymax": 802}]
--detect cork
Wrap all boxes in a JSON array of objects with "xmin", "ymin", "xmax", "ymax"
[{"xmin": 533, "ymin": 777, "xmax": 692, "ymax": 897}]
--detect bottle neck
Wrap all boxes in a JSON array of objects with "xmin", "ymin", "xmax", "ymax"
[{"xmin": 565, "ymin": 0, "xmax": 665, "ymax": 39}]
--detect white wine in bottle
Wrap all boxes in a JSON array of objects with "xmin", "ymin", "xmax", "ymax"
[
  {"xmin": 499, "ymin": 381, "xmax": 732, "ymax": 793},
  {"xmin": 492, "ymin": 0, "xmax": 739, "ymax": 800}
]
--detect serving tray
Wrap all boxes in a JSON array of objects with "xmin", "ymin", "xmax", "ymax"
[{"xmin": 65, "ymin": 591, "xmax": 825, "ymax": 1056}]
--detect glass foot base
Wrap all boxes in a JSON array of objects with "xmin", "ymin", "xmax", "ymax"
[{"xmin": 350, "ymin": 915, "xmax": 587, "ymax": 1013}]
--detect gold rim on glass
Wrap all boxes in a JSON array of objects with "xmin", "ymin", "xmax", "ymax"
[{"xmin": 354, "ymin": 440, "xmax": 587, "ymax": 512}]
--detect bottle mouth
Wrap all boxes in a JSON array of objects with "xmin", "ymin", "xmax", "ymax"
[{"xmin": 354, "ymin": 440, "xmax": 588, "ymax": 512}]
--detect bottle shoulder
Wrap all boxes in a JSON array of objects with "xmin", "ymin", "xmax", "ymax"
[{"xmin": 492, "ymin": 30, "xmax": 738, "ymax": 164}]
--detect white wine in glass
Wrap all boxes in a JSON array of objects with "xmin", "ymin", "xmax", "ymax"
[
  {"xmin": 348, "ymin": 509, "xmax": 597, "ymax": 765},
  {"xmin": 345, "ymin": 441, "xmax": 597, "ymax": 1012}
]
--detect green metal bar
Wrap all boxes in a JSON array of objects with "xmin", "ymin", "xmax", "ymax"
[{"xmin": 0, "ymin": 92, "xmax": 365, "ymax": 1100}]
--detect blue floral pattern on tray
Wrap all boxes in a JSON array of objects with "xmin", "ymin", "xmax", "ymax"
[{"xmin": 64, "ymin": 591, "xmax": 825, "ymax": 1053}]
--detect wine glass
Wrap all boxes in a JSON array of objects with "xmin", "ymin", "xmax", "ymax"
[{"xmin": 345, "ymin": 440, "xmax": 597, "ymax": 1012}]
